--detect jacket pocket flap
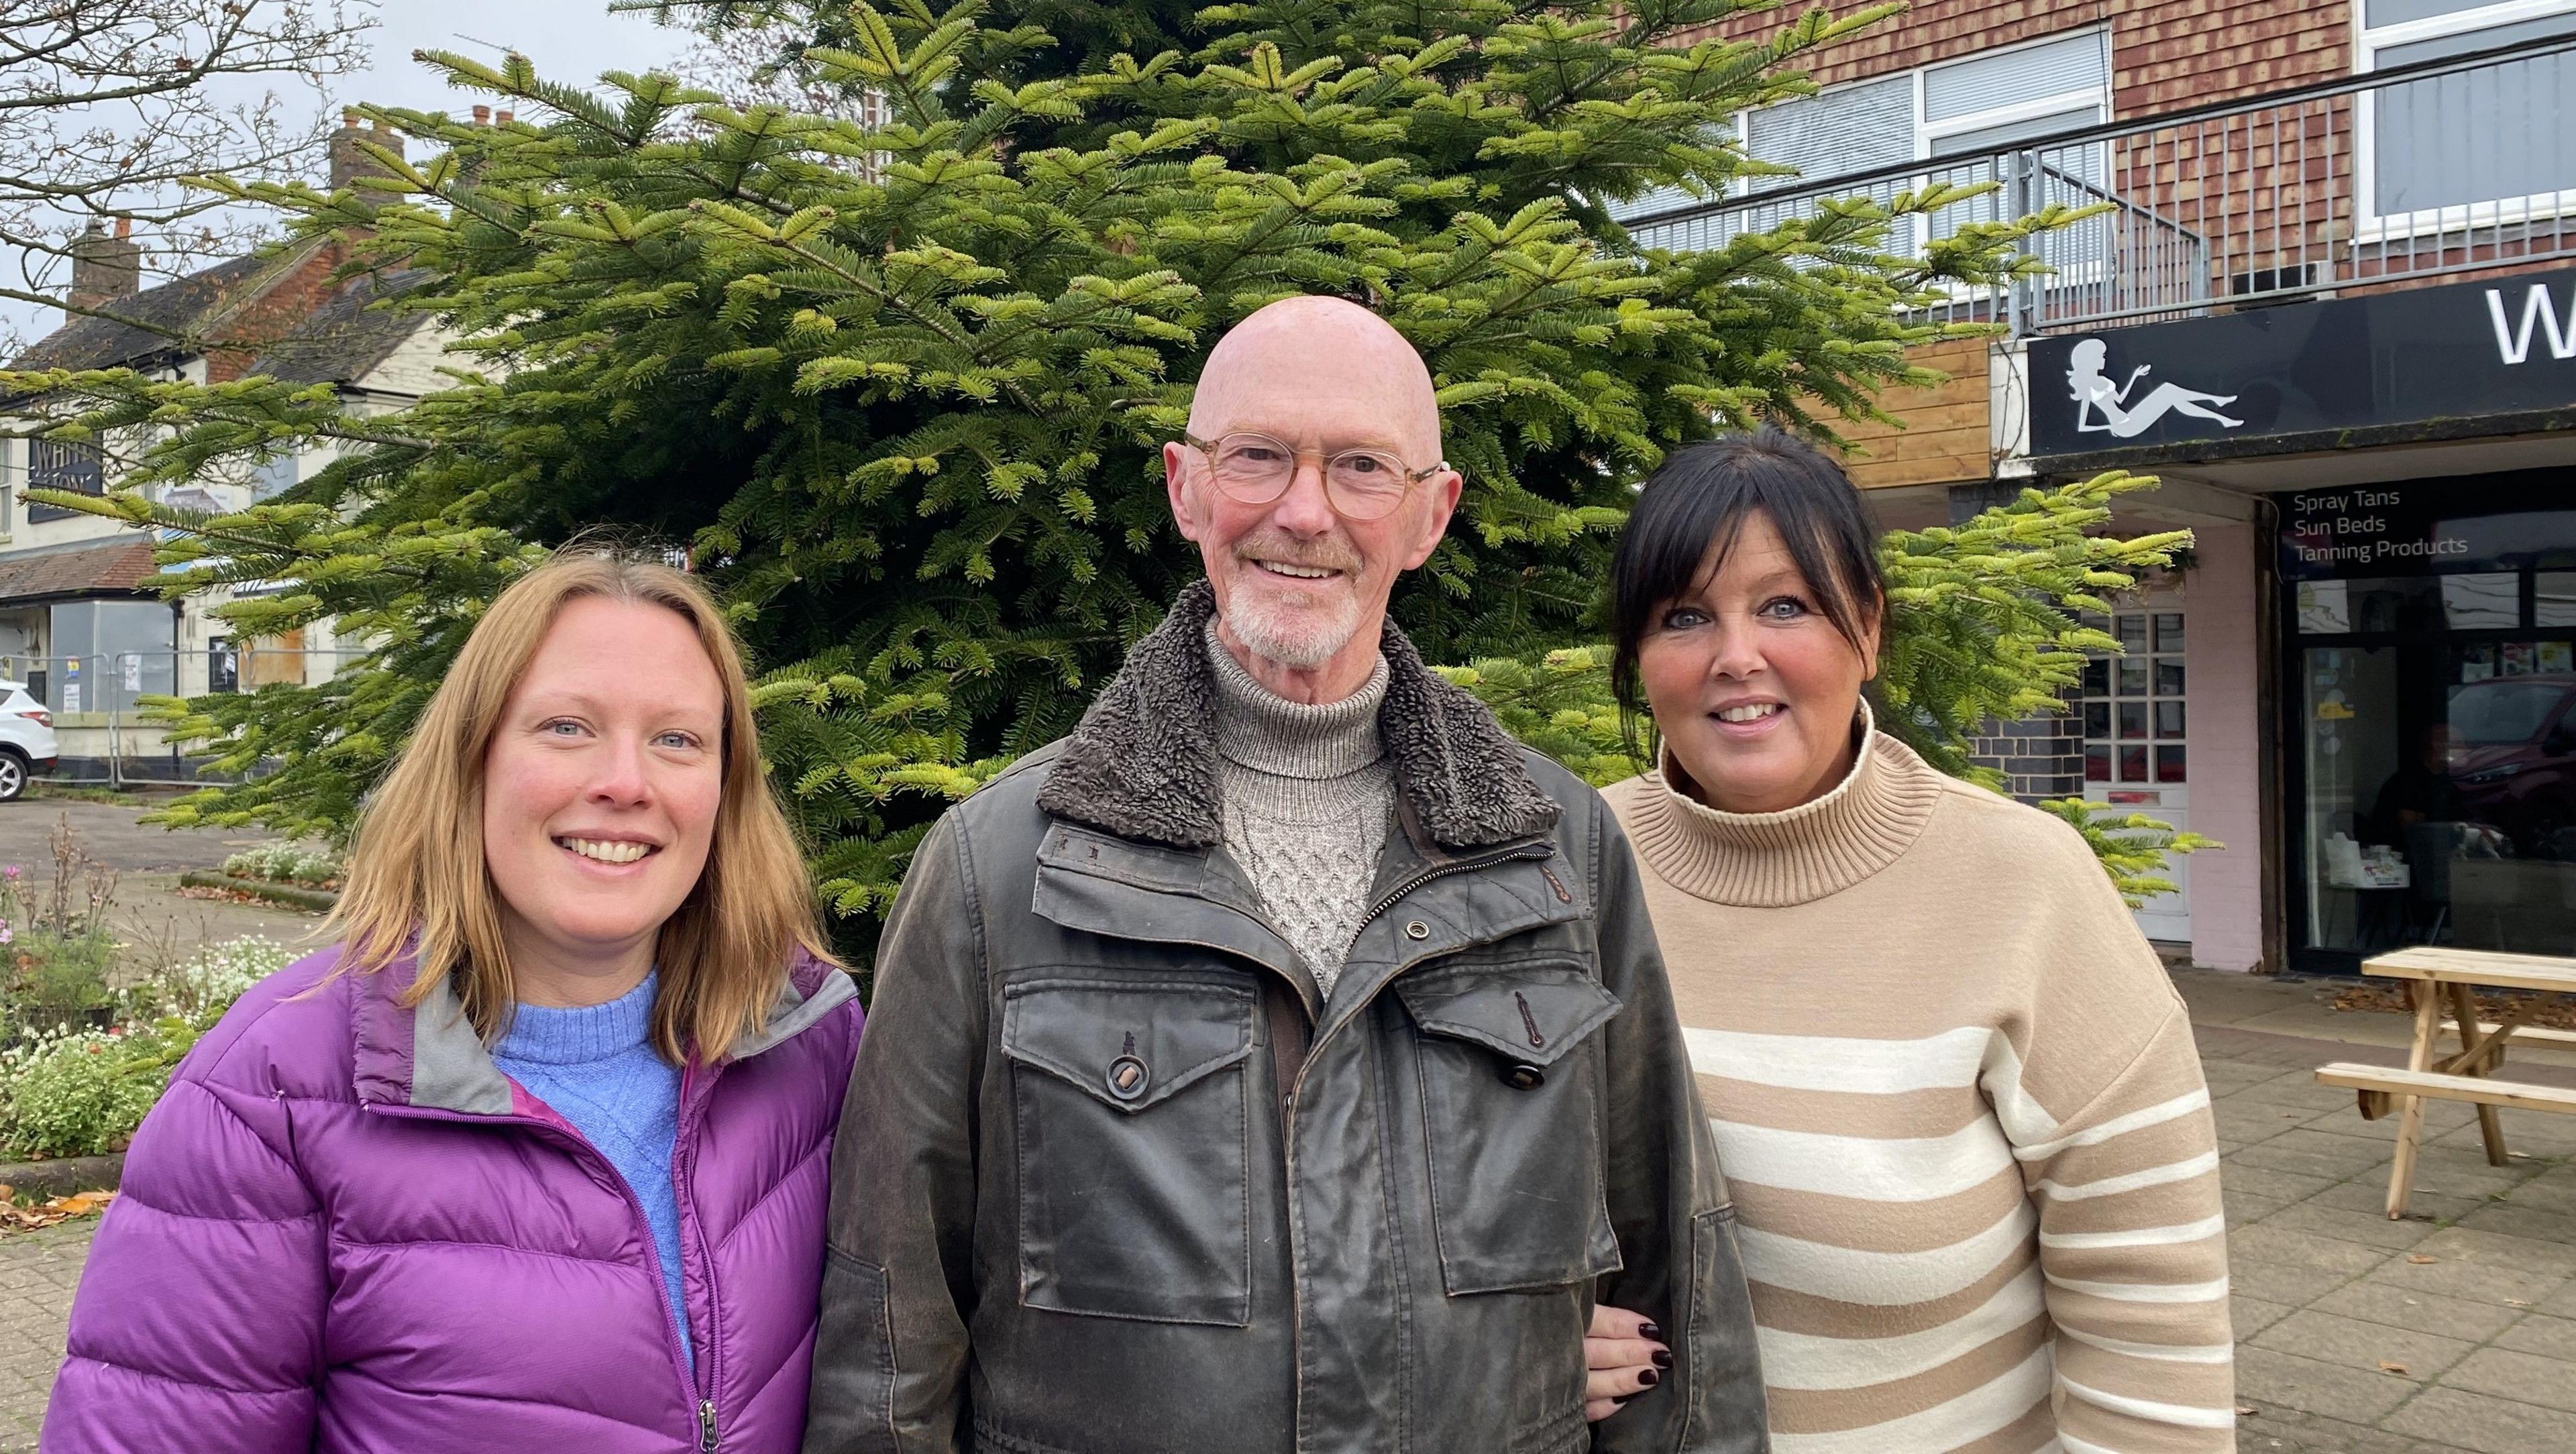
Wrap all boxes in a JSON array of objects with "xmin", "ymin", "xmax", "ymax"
[
  {"xmin": 1001, "ymin": 978, "xmax": 1257, "ymax": 1113},
  {"xmin": 1394, "ymin": 963, "xmax": 1621, "ymax": 1068}
]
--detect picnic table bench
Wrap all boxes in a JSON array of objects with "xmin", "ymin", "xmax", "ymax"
[{"xmin": 2312, "ymin": 946, "xmax": 2576, "ymax": 1219}]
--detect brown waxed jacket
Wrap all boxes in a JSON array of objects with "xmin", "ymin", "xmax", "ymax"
[{"xmin": 803, "ymin": 582, "xmax": 1767, "ymax": 1454}]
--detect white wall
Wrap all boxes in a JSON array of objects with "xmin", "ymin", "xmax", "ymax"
[{"xmin": 2184, "ymin": 520, "xmax": 2269, "ymax": 971}]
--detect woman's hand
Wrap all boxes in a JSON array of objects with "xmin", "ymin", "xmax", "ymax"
[{"xmin": 1585, "ymin": 1303, "xmax": 1672, "ymax": 1421}]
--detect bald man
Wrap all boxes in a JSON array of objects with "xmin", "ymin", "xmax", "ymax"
[{"xmin": 805, "ymin": 298, "xmax": 1766, "ymax": 1454}]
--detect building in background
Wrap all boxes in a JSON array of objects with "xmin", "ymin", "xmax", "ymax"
[
  {"xmin": 1624, "ymin": 1, "xmax": 2576, "ymax": 973},
  {"xmin": 0, "ymin": 117, "xmax": 443, "ymax": 778}
]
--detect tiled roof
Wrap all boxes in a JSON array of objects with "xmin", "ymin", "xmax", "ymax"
[
  {"xmin": 7, "ymin": 256, "xmax": 270, "ymax": 374},
  {"xmin": 248, "ymin": 268, "xmax": 435, "ymax": 386},
  {"xmin": 0, "ymin": 539, "xmax": 159, "ymax": 604},
  {"xmin": 7, "ymin": 253, "xmax": 433, "ymax": 390}
]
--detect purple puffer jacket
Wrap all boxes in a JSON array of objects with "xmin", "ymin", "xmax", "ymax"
[{"xmin": 43, "ymin": 942, "xmax": 862, "ymax": 1453}]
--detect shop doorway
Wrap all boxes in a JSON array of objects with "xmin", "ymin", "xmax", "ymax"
[
  {"xmin": 2082, "ymin": 600, "xmax": 2192, "ymax": 943},
  {"xmin": 2292, "ymin": 571, "xmax": 2576, "ymax": 966}
]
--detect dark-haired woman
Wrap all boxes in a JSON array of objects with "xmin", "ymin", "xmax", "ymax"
[{"xmin": 1600, "ymin": 430, "xmax": 2235, "ymax": 1453}]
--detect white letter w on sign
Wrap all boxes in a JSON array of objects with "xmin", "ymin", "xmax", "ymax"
[{"xmin": 2487, "ymin": 282, "xmax": 2576, "ymax": 364}]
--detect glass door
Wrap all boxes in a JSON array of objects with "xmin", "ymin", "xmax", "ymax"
[{"xmin": 2082, "ymin": 601, "xmax": 2190, "ymax": 942}]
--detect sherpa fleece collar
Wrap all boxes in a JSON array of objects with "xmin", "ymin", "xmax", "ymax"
[{"xmin": 1037, "ymin": 579, "xmax": 1562, "ymax": 852}]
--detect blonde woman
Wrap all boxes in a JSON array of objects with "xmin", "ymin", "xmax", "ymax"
[
  {"xmin": 46, "ymin": 553, "xmax": 859, "ymax": 1453},
  {"xmin": 1602, "ymin": 432, "xmax": 2234, "ymax": 1452}
]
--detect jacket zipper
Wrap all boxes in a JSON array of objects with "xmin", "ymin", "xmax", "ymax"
[
  {"xmin": 1285, "ymin": 840, "xmax": 1560, "ymax": 1112},
  {"xmin": 1340, "ymin": 843, "xmax": 1556, "ymax": 947},
  {"xmin": 1275, "ymin": 842, "xmax": 1552, "ymax": 1454},
  {"xmin": 364, "ymin": 1098, "xmax": 710, "ymax": 1447},
  {"xmin": 675, "ymin": 1057, "xmax": 726, "ymax": 1453}
]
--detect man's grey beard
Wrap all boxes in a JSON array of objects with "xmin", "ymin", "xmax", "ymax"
[{"xmin": 1224, "ymin": 577, "xmax": 1364, "ymax": 670}]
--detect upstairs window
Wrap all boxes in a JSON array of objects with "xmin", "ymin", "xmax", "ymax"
[
  {"xmin": 1610, "ymin": 28, "xmax": 2110, "ymax": 254},
  {"xmin": 2361, "ymin": 0, "xmax": 2576, "ymax": 223}
]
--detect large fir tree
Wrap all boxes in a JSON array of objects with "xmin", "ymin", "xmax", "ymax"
[{"xmin": 3, "ymin": 0, "xmax": 2196, "ymax": 945}]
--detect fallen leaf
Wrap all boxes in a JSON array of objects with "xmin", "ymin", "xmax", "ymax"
[
  {"xmin": 2235, "ymin": 1404, "xmax": 2259, "ymax": 1416},
  {"xmin": 2507, "ymin": 1299, "xmax": 2534, "ymax": 1308},
  {"xmin": 2379, "ymin": 1361, "xmax": 2410, "ymax": 1375},
  {"xmin": 2407, "ymin": 1254, "xmax": 2438, "ymax": 1264}
]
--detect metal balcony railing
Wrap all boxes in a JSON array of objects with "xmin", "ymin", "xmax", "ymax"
[{"xmin": 1617, "ymin": 32, "xmax": 2576, "ymax": 336}]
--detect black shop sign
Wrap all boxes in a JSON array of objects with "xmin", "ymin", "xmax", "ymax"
[
  {"xmin": 2281, "ymin": 469, "xmax": 2576, "ymax": 582},
  {"xmin": 2028, "ymin": 268, "xmax": 2576, "ymax": 459}
]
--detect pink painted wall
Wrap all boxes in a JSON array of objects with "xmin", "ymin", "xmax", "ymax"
[{"xmin": 2183, "ymin": 521, "xmax": 2267, "ymax": 971}]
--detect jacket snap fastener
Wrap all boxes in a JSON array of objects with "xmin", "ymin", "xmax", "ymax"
[
  {"xmin": 1404, "ymin": 920, "xmax": 1431, "ymax": 940},
  {"xmin": 1501, "ymin": 1062, "xmax": 1546, "ymax": 1090},
  {"xmin": 1107, "ymin": 1054, "xmax": 1150, "ymax": 1101}
]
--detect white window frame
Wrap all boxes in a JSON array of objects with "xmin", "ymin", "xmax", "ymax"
[
  {"xmin": 1713, "ymin": 30, "xmax": 2108, "ymax": 258},
  {"xmin": 2355, "ymin": 0, "xmax": 2576, "ymax": 241}
]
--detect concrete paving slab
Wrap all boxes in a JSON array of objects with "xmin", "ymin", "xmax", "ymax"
[
  {"xmin": 2249, "ymin": 1308, "xmax": 2477, "ymax": 1382},
  {"xmin": 2383, "ymin": 1385, "xmax": 2576, "ymax": 1453}
]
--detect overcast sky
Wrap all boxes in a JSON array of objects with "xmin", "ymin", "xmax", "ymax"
[
  {"xmin": 3, "ymin": 1, "xmax": 701, "ymax": 349},
  {"xmin": 343, "ymin": 1, "xmax": 697, "ymax": 116}
]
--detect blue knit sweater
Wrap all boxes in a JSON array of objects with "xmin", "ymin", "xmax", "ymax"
[{"xmin": 493, "ymin": 972, "xmax": 692, "ymax": 1368}]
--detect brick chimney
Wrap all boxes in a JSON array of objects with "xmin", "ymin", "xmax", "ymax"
[
  {"xmin": 328, "ymin": 110, "xmax": 406, "ymax": 190},
  {"xmin": 66, "ymin": 218, "xmax": 142, "ymax": 313}
]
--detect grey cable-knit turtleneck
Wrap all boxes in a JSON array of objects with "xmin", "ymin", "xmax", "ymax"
[{"xmin": 1206, "ymin": 621, "xmax": 1396, "ymax": 996}]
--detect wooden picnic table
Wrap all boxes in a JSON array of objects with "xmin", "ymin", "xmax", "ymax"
[{"xmin": 2312, "ymin": 946, "xmax": 2576, "ymax": 1219}]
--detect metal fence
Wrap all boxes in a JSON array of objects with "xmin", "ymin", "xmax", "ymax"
[
  {"xmin": 0, "ymin": 649, "xmax": 366, "ymax": 787},
  {"xmin": 1619, "ymin": 32, "xmax": 2576, "ymax": 336}
]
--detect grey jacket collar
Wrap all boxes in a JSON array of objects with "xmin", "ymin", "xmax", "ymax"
[
  {"xmin": 355, "ymin": 947, "xmax": 855, "ymax": 1117},
  {"xmin": 1038, "ymin": 579, "xmax": 1561, "ymax": 852}
]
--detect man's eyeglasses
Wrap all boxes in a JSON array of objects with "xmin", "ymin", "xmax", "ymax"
[{"xmin": 1180, "ymin": 431, "xmax": 1444, "ymax": 522}]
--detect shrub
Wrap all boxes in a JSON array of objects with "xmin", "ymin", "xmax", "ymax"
[
  {"xmin": 0, "ymin": 932, "xmax": 119, "ymax": 1039},
  {"xmin": 219, "ymin": 844, "xmax": 343, "ymax": 887},
  {"xmin": 0, "ymin": 936, "xmax": 294, "ymax": 1161},
  {"xmin": 0, "ymin": 1028, "xmax": 170, "ymax": 1161}
]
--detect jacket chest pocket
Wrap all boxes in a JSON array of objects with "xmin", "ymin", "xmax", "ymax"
[
  {"xmin": 1000, "ymin": 976, "xmax": 1256, "ymax": 1326},
  {"xmin": 1395, "ymin": 962, "xmax": 1625, "ymax": 1295}
]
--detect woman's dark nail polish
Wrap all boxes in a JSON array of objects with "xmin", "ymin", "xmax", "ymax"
[
  {"xmin": 1638, "ymin": 1367, "xmax": 1660, "ymax": 1388},
  {"xmin": 1639, "ymin": 1321, "xmax": 1662, "ymax": 1340},
  {"xmin": 1652, "ymin": 1348, "xmax": 1673, "ymax": 1369}
]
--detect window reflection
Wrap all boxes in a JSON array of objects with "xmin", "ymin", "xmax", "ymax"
[{"xmin": 2304, "ymin": 638, "xmax": 2576, "ymax": 958}]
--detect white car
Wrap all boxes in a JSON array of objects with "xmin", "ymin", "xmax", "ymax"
[{"xmin": 0, "ymin": 681, "xmax": 58, "ymax": 800}]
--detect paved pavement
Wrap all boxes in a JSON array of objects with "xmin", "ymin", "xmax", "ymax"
[
  {"xmin": 0, "ymin": 1225, "xmax": 86, "ymax": 1450},
  {"xmin": 0, "ymin": 974, "xmax": 2573, "ymax": 1450},
  {"xmin": 0, "ymin": 796, "xmax": 267, "ymax": 874}
]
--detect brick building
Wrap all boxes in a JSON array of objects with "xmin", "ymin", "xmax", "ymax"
[
  {"xmin": 1618, "ymin": 1, "xmax": 2576, "ymax": 973},
  {"xmin": 1, "ymin": 118, "xmax": 445, "ymax": 777}
]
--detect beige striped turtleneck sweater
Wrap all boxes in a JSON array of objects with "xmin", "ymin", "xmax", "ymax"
[{"xmin": 1603, "ymin": 716, "xmax": 2234, "ymax": 1454}]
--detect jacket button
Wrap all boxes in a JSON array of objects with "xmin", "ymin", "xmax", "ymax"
[
  {"xmin": 1107, "ymin": 1054, "xmax": 1150, "ymax": 1101},
  {"xmin": 1501, "ymin": 1062, "xmax": 1546, "ymax": 1090},
  {"xmin": 1404, "ymin": 919, "xmax": 1431, "ymax": 940}
]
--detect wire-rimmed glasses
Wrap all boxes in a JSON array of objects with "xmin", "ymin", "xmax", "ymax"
[{"xmin": 1180, "ymin": 431, "xmax": 1444, "ymax": 522}]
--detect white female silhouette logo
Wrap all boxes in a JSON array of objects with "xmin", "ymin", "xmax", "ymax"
[{"xmin": 2067, "ymin": 337, "xmax": 2244, "ymax": 437}]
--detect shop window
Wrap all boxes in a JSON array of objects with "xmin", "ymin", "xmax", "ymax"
[
  {"xmin": 2361, "ymin": 0, "xmax": 2576, "ymax": 225},
  {"xmin": 2296, "ymin": 575, "xmax": 2524, "ymax": 634},
  {"xmin": 2156, "ymin": 745, "xmax": 2188, "ymax": 783},
  {"xmin": 2085, "ymin": 744, "xmax": 2110, "ymax": 782},
  {"xmin": 2119, "ymin": 701, "xmax": 2148, "ymax": 738},
  {"xmin": 2440, "ymin": 571, "xmax": 2521, "ymax": 628},
  {"xmin": 2084, "ymin": 658, "xmax": 2110, "ymax": 695},
  {"xmin": 2118, "ymin": 658, "xmax": 2148, "ymax": 695},
  {"xmin": 2536, "ymin": 571, "xmax": 2576, "ymax": 626},
  {"xmin": 2157, "ymin": 702, "xmax": 2187, "ymax": 737},
  {"xmin": 2121, "ymin": 745, "xmax": 2149, "ymax": 781},
  {"xmin": 2156, "ymin": 660, "xmax": 2186, "ymax": 695}
]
